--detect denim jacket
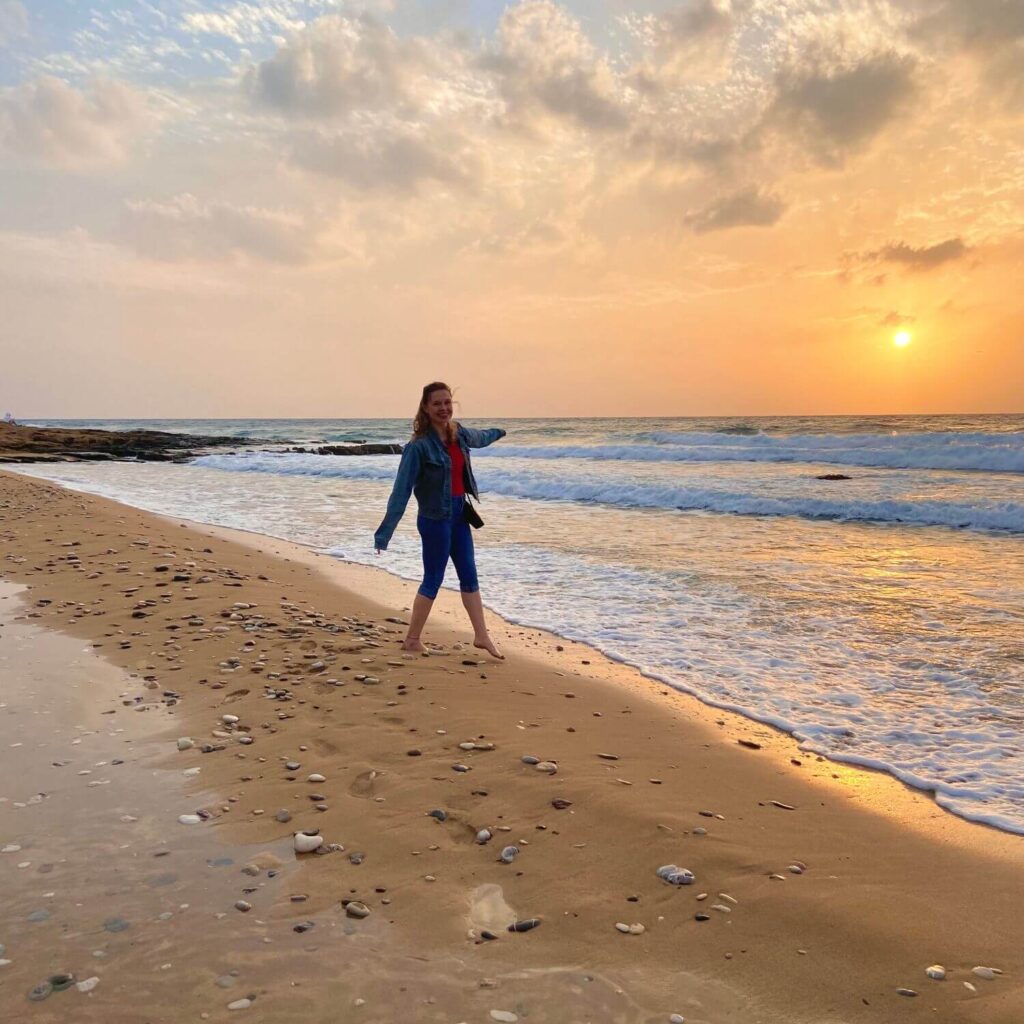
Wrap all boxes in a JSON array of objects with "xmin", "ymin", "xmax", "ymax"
[{"xmin": 373, "ymin": 424, "xmax": 506, "ymax": 550}]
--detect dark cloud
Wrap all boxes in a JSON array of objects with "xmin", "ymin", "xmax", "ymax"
[
  {"xmin": 913, "ymin": 1, "xmax": 1024, "ymax": 110},
  {"xmin": 869, "ymin": 237, "xmax": 969, "ymax": 270},
  {"xmin": 763, "ymin": 49, "xmax": 918, "ymax": 164},
  {"xmin": 880, "ymin": 310, "xmax": 916, "ymax": 327},
  {"xmin": 685, "ymin": 186, "xmax": 786, "ymax": 233},
  {"xmin": 290, "ymin": 128, "xmax": 480, "ymax": 193},
  {"xmin": 481, "ymin": 1, "xmax": 628, "ymax": 133},
  {"xmin": 124, "ymin": 194, "xmax": 318, "ymax": 264},
  {"xmin": 0, "ymin": 76, "xmax": 151, "ymax": 168},
  {"xmin": 248, "ymin": 13, "xmax": 434, "ymax": 119}
]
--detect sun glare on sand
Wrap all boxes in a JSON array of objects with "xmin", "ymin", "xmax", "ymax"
[{"xmin": 894, "ymin": 330, "xmax": 912, "ymax": 347}]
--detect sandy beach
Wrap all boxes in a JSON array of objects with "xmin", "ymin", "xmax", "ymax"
[{"xmin": 1, "ymin": 467, "xmax": 1021, "ymax": 1024}]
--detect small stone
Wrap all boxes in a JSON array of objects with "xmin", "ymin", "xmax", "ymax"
[
  {"xmin": 222, "ymin": 714, "xmax": 239, "ymax": 725},
  {"xmin": 178, "ymin": 813, "xmax": 202, "ymax": 825},
  {"xmin": 615, "ymin": 922, "xmax": 630, "ymax": 933},
  {"xmin": 27, "ymin": 982, "xmax": 53, "ymax": 1001},
  {"xmin": 972, "ymin": 966, "xmax": 1001, "ymax": 980},
  {"xmin": 228, "ymin": 998, "xmax": 252, "ymax": 1010},
  {"xmin": 896, "ymin": 988, "xmax": 918, "ymax": 997},
  {"xmin": 551, "ymin": 799, "xmax": 573, "ymax": 810},
  {"xmin": 49, "ymin": 973, "xmax": 75, "ymax": 991},
  {"xmin": 275, "ymin": 809, "xmax": 292, "ymax": 823},
  {"xmin": 452, "ymin": 764, "xmax": 471, "ymax": 773},
  {"xmin": 926, "ymin": 965, "xmax": 946, "ymax": 980},
  {"xmin": 307, "ymin": 773, "xmax": 326, "ymax": 783},
  {"xmin": 345, "ymin": 901, "xmax": 370, "ymax": 919},
  {"xmin": 597, "ymin": 753, "xmax": 619, "ymax": 760},
  {"xmin": 670, "ymin": 1016, "xmax": 686, "ymax": 1024},
  {"xmin": 234, "ymin": 901, "xmax": 252, "ymax": 912},
  {"xmin": 500, "ymin": 845, "xmax": 519, "ymax": 864},
  {"xmin": 628, "ymin": 923, "xmax": 645, "ymax": 935},
  {"xmin": 177, "ymin": 737, "xmax": 194, "ymax": 751},
  {"xmin": 534, "ymin": 761, "xmax": 558, "ymax": 774},
  {"xmin": 508, "ymin": 918, "xmax": 540, "ymax": 933},
  {"xmin": 476, "ymin": 829, "xmax": 493, "ymax": 845},
  {"xmin": 428, "ymin": 809, "xmax": 447, "ymax": 822},
  {"xmin": 521, "ymin": 755, "xmax": 540, "ymax": 765},
  {"xmin": 103, "ymin": 917, "xmax": 130, "ymax": 933},
  {"xmin": 490, "ymin": 1012, "xmax": 518, "ymax": 1023},
  {"xmin": 694, "ymin": 913, "xmax": 710, "ymax": 922},
  {"xmin": 76, "ymin": 977, "xmax": 100, "ymax": 993}
]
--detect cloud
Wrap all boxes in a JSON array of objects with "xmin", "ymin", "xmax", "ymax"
[
  {"xmin": 913, "ymin": 1, "xmax": 1024, "ymax": 110},
  {"xmin": 123, "ymin": 193, "xmax": 321, "ymax": 264},
  {"xmin": 628, "ymin": 0, "xmax": 750, "ymax": 87},
  {"xmin": 0, "ymin": 76, "xmax": 153, "ymax": 168},
  {"xmin": 247, "ymin": 12, "xmax": 439, "ymax": 119},
  {"xmin": 482, "ymin": 0, "xmax": 628, "ymax": 133},
  {"xmin": 290, "ymin": 126, "xmax": 482, "ymax": 193},
  {"xmin": 869, "ymin": 237, "xmax": 970, "ymax": 270},
  {"xmin": 685, "ymin": 186, "xmax": 787, "ymax": 233},
  {"xmin": 0, "ymin": 0, "xmax": 28, "ymax": 45},
  {"xmin": 181, "ymin": 2, "xmax": 305, "ymax": 45},
  {"xmin": 880, "ymin": 310, "xmax": 916, "ymax": 327},
  {"xmin": 762, "ymin": 48, "xmax": 918, "ymax": 165}
]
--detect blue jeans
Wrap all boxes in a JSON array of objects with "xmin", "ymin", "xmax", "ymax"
[{"xmin": 417, "ymin": 494, "xmax": 479, "ymax": 599}]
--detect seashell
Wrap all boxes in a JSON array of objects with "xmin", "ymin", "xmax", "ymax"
[
  {"xmin": 293, "ymin": 832, "xmax": 323, "ymax": 854},
  {"xmin": 345, "ymin": 901, "xmax": 370, "ymax": 919},
  {"xmin": 926, "ymin": 965, "xmax": 946, "ymax": 980},
  {"xmin": 476, "ymin": 829, "xmax": 493, "ymax": 845},
  {"xmin": 500, "ymin": 845, "xmax": 520, "ymax": 863}
]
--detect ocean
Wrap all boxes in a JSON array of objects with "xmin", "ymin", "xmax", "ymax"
[{"xmin": 16, "ymin": 414, "xmax": 1024, "ymax": 834}]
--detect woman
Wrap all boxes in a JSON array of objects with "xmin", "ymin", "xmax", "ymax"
[{"xmin": 374, "ymin": 382, "xmax": 506, "ymax": 658}]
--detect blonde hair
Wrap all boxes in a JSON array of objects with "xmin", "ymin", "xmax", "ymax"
[{"xmin": 411, "ymin": 381, "xmax": 458, "ymax": 443}]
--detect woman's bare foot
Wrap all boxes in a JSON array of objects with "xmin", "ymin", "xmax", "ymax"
[
  {"xmin": 473, "ymin": 635, "xmax": 504, "ymax": 660},
  {"xmin": 402, "ymin": 636, "xmax": 426, "ymax": 653}
]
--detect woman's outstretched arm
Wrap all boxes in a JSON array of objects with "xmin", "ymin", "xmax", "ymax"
[
  {"xmin": 373, "ymin": 443, "xmax": 421, "ymax": 551},
  {"xmin": 459, "ymin": 426, "xmax": 506, "ymax": 449}
]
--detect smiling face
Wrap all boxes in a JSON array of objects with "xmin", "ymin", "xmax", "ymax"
[{"xmin": 423, "ymin": 388, "xmax": 453, "ymax": 434}]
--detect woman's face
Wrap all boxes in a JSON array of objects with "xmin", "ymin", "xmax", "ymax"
[{"xmin": 425, "ymin": 389, "xmax": 453, "ymax": 431}]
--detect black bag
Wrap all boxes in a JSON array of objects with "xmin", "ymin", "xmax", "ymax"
[{"xmin": 462, "ymin": 497, "xmax": 484, "ymax": 529}]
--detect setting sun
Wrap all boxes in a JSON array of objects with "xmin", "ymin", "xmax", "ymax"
[{"xmin": 894, "ymin": 330, "xmax": 912, "ymax": 347}]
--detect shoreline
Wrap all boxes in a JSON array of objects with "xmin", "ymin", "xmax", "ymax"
[{"xmin": 1, "ymin": 469, "xmax": 1022, "ymax": 1022}]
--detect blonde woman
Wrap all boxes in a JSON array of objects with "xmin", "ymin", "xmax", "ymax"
[{"xmin": 374, "ymin": 381, "xmax": 506, "ymax": 657}]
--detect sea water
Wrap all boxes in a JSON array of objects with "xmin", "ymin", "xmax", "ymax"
[{"xmin": 18, "ymin": 414, "xmax": 1024, "ymax": 833}]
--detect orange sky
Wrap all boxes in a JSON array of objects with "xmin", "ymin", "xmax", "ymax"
[{"xmin": 1, "ymin": 1, "xmax": 1022, "ymax": 417}]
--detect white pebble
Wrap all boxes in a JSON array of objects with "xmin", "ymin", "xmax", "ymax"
[
  {"xmin": 925, "ymin": 965, "xmax": 946, "ymax": 980},
  {"xmin": 222, "ymin": 715, "xmax": 239, "ymax": 725},
  {"xmin": 76, "ymin": 977, "xmax": 100, "ymax": 992},
  {"xmin": 670, "ymin": 1016, "xmax": 686, "ymax": 1024},
  {"xmin": 307, "ymin": 773, "xmax": 326, "ymax": 783},
  {"xmin": 178, "ymin": 814, "xmax": 202, "ymax": 825},
  {"xmin": 534, "ymin": 761, "xmax": 558, "ymax": 774},
  {"xmin": 176, "ymin": 737, "xmax": 194, "ymax": 751},
  {"xmin": 293, "ymin": 832, "xmax": 323, "ymax": 853},
  {"xmin": 972, "ymin": 966, "xmax": 1001, "ymax": 980},
  {"xmin": 615, "ymin": 922, "xmax": 630, "ymax": 933},
  {"xmin": 490, "ymin": 1012, "xmax": 518, "ymax": 1023},
  {"xmin": 227, "ymin": 998, "xmax": 252, "ymax": 1010}
]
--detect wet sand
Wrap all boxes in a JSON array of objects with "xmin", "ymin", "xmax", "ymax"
[{"xmin": 1, "ymin": 469, "xmax": 1022, "ymax": 1023}]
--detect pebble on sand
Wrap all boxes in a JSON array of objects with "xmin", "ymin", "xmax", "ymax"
[
  {"xmin": 293, "ymin": 832, "xmax": 324, "ymax": 854},
  {"xmin": 925, "ymin": 965, "xmax": 946, "ymax": 980},
  {"xmin": 178, "ymin": 814, "xmax": 202, "ymax": 825}
]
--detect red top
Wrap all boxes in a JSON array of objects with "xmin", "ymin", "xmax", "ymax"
[{"xmin": 448, "ymin": 441, "xmax": 465, "ymax": 497}]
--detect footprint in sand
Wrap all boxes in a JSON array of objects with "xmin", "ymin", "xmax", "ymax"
[{"xmin": 348, "ymin": 769, "xmax": 386, "ymax": 798}]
